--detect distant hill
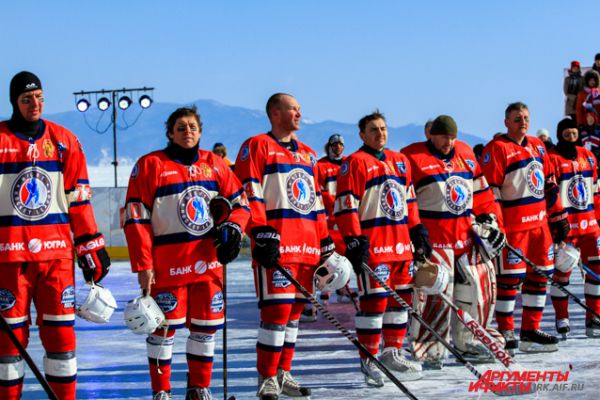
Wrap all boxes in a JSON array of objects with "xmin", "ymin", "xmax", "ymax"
[{"xmin": 15, "ymin": 99, "xmax": 488, "ymax": 164}]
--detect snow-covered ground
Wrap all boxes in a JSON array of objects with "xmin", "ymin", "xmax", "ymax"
[{"xmin": 19, "ymin": 258, "xmax": 599, "ymax": 399}]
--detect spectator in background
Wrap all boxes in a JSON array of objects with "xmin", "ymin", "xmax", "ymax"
[
  {"xmin": 424, "ymin": 119, "xmax": 433, "ymax": 139},
  {"xmin": 580, "ymin": 111, "xmax": 600, "ymax": 160},
  {"xmin": 473, "ymin": 143, "xmax": 484, "ymax": 162},
  {"xmin": 212, "ymin": 142, "xmax": 234, "ymax": 168},
  {"xmin": 593, "ymin": 53, "xmax": 600, "ymax": 76},
  {"xmin": 537, "ymin": 128, "xmax": 554, "ymax": 149},
  {"xmin": 576, "ymin": 70, "xmax": 600, "ymax": 126},
  {"xmin": 564, "ymin": 60, "xmax": 583, "ymax": 121}
]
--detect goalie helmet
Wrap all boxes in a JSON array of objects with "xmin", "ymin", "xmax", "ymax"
[
  {"xmin": 314, "ymin": 252, "xmax": 352, "ymax": 291},
  {"xmin": 554, "ymin": 243, "xmax": 580, "ymax": 273},
  {"xmin": 414, "ymin": 260, "xmax": 449, "ymax": 295},
  {"xmin": 123, "ymin": 295, "xmax": 166, "ymax": 335},
  {"xmin": 76, "ymin": 283, "xmax": 117, "ymax": 323}
]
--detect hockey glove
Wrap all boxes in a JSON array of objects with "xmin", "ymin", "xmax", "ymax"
[
  {"xmin": 409, "ymin": 224, "xmax": 432, "ymax": 262},
  {"xmin": 214, "ymin": 222, "xmax": 243, "ymax": 265},
  {"xmin": 549, "ymin": 211, "xmax": 570, "ymax": 244},
  {"xmin": 344, "ymin": 236, "xmax": 370, "ymax": 275},
  {"xmin": 320, "ymin": 235, "xmax": 335, "ymax": 263},
  {"xmin": 473, "ymin": 214, "xmax": 506, "ymax": 260},
  {"xmin": 75, "ymin": 233, "xmax": 111, "ymax": 284},
  {"xmin": 251, "ymin": 225, "xmax": 281, "ymax": 269}
]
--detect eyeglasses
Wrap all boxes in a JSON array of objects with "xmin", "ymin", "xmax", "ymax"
[{"xmin": 512, "ymin": 116, "xmax": 529, "ymax": 123}]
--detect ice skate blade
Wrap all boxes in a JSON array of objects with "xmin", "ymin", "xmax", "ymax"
[
  {"xmin": 364, "ymin": 374, "xmax": 384, "ymax": 388},
  {"xmin": 386, "ymin": 371, "xmax": 423, "ymax": 382},
  {"xmin": 585, "ymin": 328, "xmax": 600, "ymax": 338},
  {"xmin": 518, "ymin": 341, "xmax": 558, "ymax": 353}
]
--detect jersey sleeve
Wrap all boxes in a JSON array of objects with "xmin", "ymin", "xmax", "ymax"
[
  {"xmin": 317, "ymin": 163, "xmax": 336, "ymax": 217},
  {"xmin": 312, "ymin": 157, "xmax": 331, "ymax": 243},
  {"xmin": 543, "ymin": 148, "xmax": 565, "ymax": 221},
  {"xmin": 334, "ymin": 157, "xmax": 365, "ymax": 238},
  {"xmin": 480, "ymin": 142, "xmax": 506, "ymax": 203},
  {"xmin": 471, "ymin": 151, "xmax": 504, "ymax": 230},
  {"xmin": 123, "ymin": 157, "xmax": 157, "ymax": 273},
  {"xmin": 234, "ymin": 138, "xmax": 268, "ymax": 233},
  {"xmin": 402, "ymin": 154, "xmax": 421, "ymax": 229},
  {"xmin": 213, "ymin": 154, "xmax": 250, "ymax": 231}
]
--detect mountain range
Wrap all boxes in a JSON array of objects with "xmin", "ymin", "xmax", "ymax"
[{"xmin": 15, "ymin": 99, "xmax": 488, "ymax": 165}]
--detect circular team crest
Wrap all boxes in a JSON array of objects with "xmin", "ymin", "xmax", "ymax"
[
  {"xmin": 11, "ymin": 167, "xmax": 52, "ymax": 221},
  {"xmin": 525, "ymin": 162, "xmax": 544, "ymax": 198},
  {"xmin": 379, "ymin": 180, "xmax": 405, "ymax": 221},
  {"xmin": 178, "ymin": 186, "xmax": 213, "ymax": 234},
  {"xmin": 567, "ymin": 176, "xmax": 588, "ymax": 210},
  {"xmin": 155, "ymin": 292, "xmax": 178, "ymax": 313},
  {"xmin": 374, "ymin": 264, "xmax": 391, "ymax": 282},
  {"xmin": 286, "ymin": 169, "xmax": 316, "ymax": 214},
  {"xmin": 444, "ymin": 176, "xmax": 472, "ymax": 215}
]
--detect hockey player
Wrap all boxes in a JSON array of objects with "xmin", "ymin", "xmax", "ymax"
[
  {"xmin": 234, "ymin": 93, "xmax": 333, "ymax": 400},
  {"xmin": 481, "ymin": 102, "xmax": 570, "ymax": 353},
  {"xmin": 548, "ymin": 118, "xmax": 600, "ymax": 338},
  {"xmin": 0, "ymin": 71, "xmax": 111, "ymax": 400},
  {"xmin": 402, "ymin": 115, "xmax": 505, "ymax": 367},
  {"xmin": 123, "ymin": 106, "xmax": 249, "ymax": 400},
  {"xmin": 335, "ymin": 111, "xmax": 427, "ymax": 386}
]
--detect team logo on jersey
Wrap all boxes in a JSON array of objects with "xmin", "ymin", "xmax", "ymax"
[
  {"xmin": 309, "ymin": 153, "xmax": 317, "ymax": 167},
  {"xmin": 131, "ymin": 163, "xmax": 139, "ymax": 179},
  {"xmin": 465, "ymin": 159, "xmax": 475, "ymax": 170},
  {"xmin": 11, "ymin": 167, "xmax": 52, "ymax": 221},
  {"xmin": 507, "ymin": 247, "xmax": 523, "ymax": 265},
  {"xmin": 42, "ymin": 139, "xmax": 55, "ymax": 157},
  {"xmin": 482, "ymin": 152, "xmax": 491, "ymax": 165},
  {"xmin": 379, "ymin": 180, "xmax": 405, "ymax": 221},
  {"xmin": 211, "ymin": 292, "xmax": 224, "ymax": 313},
  {"xmin": 240, "ymin": 144, "xmax": 250, "ymax": 161},
  {"xmin": 567, "ymin": 176, "xmax": 589, "ymax": 210},
  {"xmin": 199, "ymin": 163, "xmax": 213, "ymax": 178},
  {"xmin": 525, "ymin": 162, "xmax": 544, "ymax": 198},
  {"xmin": 155, "ymin": 292, "xmax": 178, "ymax": 313},
  {"xmin": 536, "ymin": 146, "xmax": 545, "ymax": 157},
  {"xmin": 272, "ymin": 267, "xmax": 292, "ymax": 288},
  {"xmin": 547, "ymin": 244, "xmax": 554, "ymax": 261},
  {"xmin": 444, "ymin": 176, "xmax": 472, "ymax": 215},
  {"xmin": 340, "ymin": 162, "xmax": 349, "ymax": 176},
  {"xmin": 178, "ymin": 186, "xmax": 213, "ymax": 235},
  {"xmin": 396, "ymin": 162, "xmax": 406, "ymax": 173},
  {"xmin": 374, "ymin": 264, "xmax": 391, "ymax": 282},
  {"xmin": 286, "ymin": 169, "xmax": 316, "ymax": 214},
  {"xmin": 61, "ymin": 285, "xmax": 75, "ymax": 308},
  {"xmin": 0, "ymin": 289, "xmax": 16, "ymax": 311}
]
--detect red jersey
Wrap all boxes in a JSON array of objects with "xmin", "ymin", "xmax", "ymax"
[
  {"xmin": 401, "ymin": 140, "xmax": 502, "ymax": 250},
  {"xmin": 481, "ymin": 134, "xmax": 564, "ymax": 233},
  {"xmin": 123, "ymin": 149, "xmax": 249, "ymax": 288},
  {"xmin": 315, "ymin": 156, "xmax": 345, "ymax": 221},
  {"xmin": 548, "ymin": 146, "xmax": 600, "ymax": 237},
  {"xmin": 0, "ymin": 120, "xmax": 98, "ymax": 262},
  {"xmin": 334, "ymin": 147, "xmax": 421, "ymax": 263},
  {"xmin": 234, "ymin": 133, "xmax": 329, "ymax": 266}
]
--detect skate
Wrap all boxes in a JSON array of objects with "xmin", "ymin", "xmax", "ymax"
[
  {"xmin": 379, "ymin": 348, "xmax": 423, "ymax": 381},
  {"xmin": 153, "ymin": 391, "xmax": 173, "ymax": 400},
  {"xmin": 278, "ymin": 368, "xmax": 311, "ymax": 398},
  {"xmin": 186, "ymin": 387, "xmax": 213, "ymax": 400},
  {"xmin": 455, "ymin": 342, "xmax": 495, "ymax": 364},
  {"xmin": 299, "ymin": 306, "xmax": 317, "ymax": 323},
  {"xmin": 555, "ymin": 318, "xmax": 570, "ymax": 340},
  {"xmin": 360, "ymin": 357, "xmax": 385, "ymax": 387},
  {"xmin": 500, "ymin": 330, "xmax": 518, "ymax": 356},
  {"xmin": 519, "ymin": 329, "xmax": 559, "ymax": 353},
  {"xmin": 586, "ymin": 318, "xmax": 600, "ymax": 338},
  {"xmin": 257, "ymin": 375, "xmax": 280, "ymax": 400}
]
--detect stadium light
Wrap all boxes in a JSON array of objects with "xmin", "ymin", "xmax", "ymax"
[
  {"xmin": 76, "ymin": 98, "xmax": 90, "ymax": 112},
  {"xmin": 97, "ymin": 97, "xmax": 111, "ymax": 111},
  {"xmin": 118, "ymin": 96, "xmax": 132, "ymax": 110},
  {"xmin": 139, "ymin": 94, "xmax": 153, "ymax": 109}
]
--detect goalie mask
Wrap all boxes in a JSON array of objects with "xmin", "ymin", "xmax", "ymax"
[
  {"xmin": 554, "ymin": 243, "xmax": 580, "ymax": 273},
  {"xmin": 314, "ymin": 252, "xmax": 352, "ymax": 291},
  {"xmin": 124, "ymin": 295, "xmax": 166, "ymax": 335},
  {"xmin": 414, "ymin": 260, "xmax": 449, "ymax": 295},
  {"xmin": 76, "ymin": 283, "xmax": 117, "ymax": 323}
]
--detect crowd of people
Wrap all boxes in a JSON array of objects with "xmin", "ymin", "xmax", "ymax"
[{"xmin": 2, "ymin": 70, "xmax": 600, "ymax": 400}]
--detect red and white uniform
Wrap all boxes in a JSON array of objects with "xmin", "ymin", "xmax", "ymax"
[
  {"xmin": 124, "ymin": 148, "xmax": 249, "ymax": 393},
  {"xmin": 315, "ymin": 156, "xmax": 346, "ymax": 252},
  {"xmin": 548, "ymin": 147, "xmax": 600, "ymax": 321},
  {"xmin": 335, "ymin": 147, "xmax": 419, "ymax": 356},
  {"xmin": 234, "ymin": 133, "xmax": 329, "ymax": 378},
  {"xmin": 481, "ymin": 134, "xmax": 564, "ymax": 332},
  {"xmin": 0, "ymin": 120, "xmax": 98, "ymax": 400}
]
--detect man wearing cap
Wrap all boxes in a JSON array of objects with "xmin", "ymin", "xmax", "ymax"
[
  {"xmin": 536, "ymin": 128, "xmax": 554, "ymax": 150},
  {"xmin": 402, "ymin": 115, "xmax": 505, "ymax": 367},
  {"xmin": 564, "ymin": 60, "xmax": 583, "ymax": 121},
  {"xmin": 0, "ymin": 71, "xmax": 111, "ymax": 399}
]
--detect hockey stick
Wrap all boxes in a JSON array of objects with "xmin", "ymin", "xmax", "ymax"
[
  {"xmin": 272, "ymin": 264, "xmax": 419, "ymax": 400},
  {"xmin": 361, "ymin": 262, "xmax": 532, "ymax": 396},
  {"xmin": 208, "ymin": 196, "xmax": 236, "ymax": 400},
  {"xmin": 344, "ymin": 283, "xmax": 360, "ymax": 312},
  {"xmin": 578, "ymin": 259, "xmax": 600, "ymax": 283},
  {"xmin": 506, "ymin": 243, "xmax": 600, "ymax": 321},
  {"xmin": 0, "ymin": 313, "xmax": 58, "ymax": 400}
]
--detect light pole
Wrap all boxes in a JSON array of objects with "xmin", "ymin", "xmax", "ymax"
[{"xmin": 73, "ymin": 87, "xmax": 154, "ymax": 187}]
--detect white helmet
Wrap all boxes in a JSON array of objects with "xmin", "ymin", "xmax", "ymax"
[
  {"xmin": 555, "ymin": 243, "xmax": 580, "ymax": 273},
  {"xmin": 123, "ymin": 295, "xmax": 166, "ymax": 335},
  {"xmin": 314, "ymin": 252, "xmax": 352, "ymax": 291},
  {"xmin": 76, "ymin": 283, "xmax": 117, "ymax": 323},
  {"xmin": 415, "ymin": 260, "xmax": 450, "ymax": 295}
]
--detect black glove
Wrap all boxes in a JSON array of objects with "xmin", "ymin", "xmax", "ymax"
[
  {"xmin": 214, "ymin": 222, "xmax": 243, "ymax": 265},
  {"xmin": 549, "ymin": 212, "xmax": 570, "ymax": 244},
  {"xmin": 251, "ymin": 225, "xmax": 281, "ymax": 269},
  {"xmin": 344, "ymin": 236, "xmax": 370, "ymax": 275},
  {"xmin": 320, "ymin": 235, "xmax": 335, "ymax": 262},
  {"xmin": 475, "ymin": 213, "xmax": 495, "ymax": 225},
  {"xmin": 409, "ymin": 224, "xmax": 432, "ymax": 262},
  {"xmin": 74, "ymin": 233, "xmax": 111, "ymax": 283}
]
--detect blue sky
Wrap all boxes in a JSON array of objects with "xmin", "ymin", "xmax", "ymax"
[{"xmin": 0, "ymin": 1, "xmax": 595, "ymax": 141}]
